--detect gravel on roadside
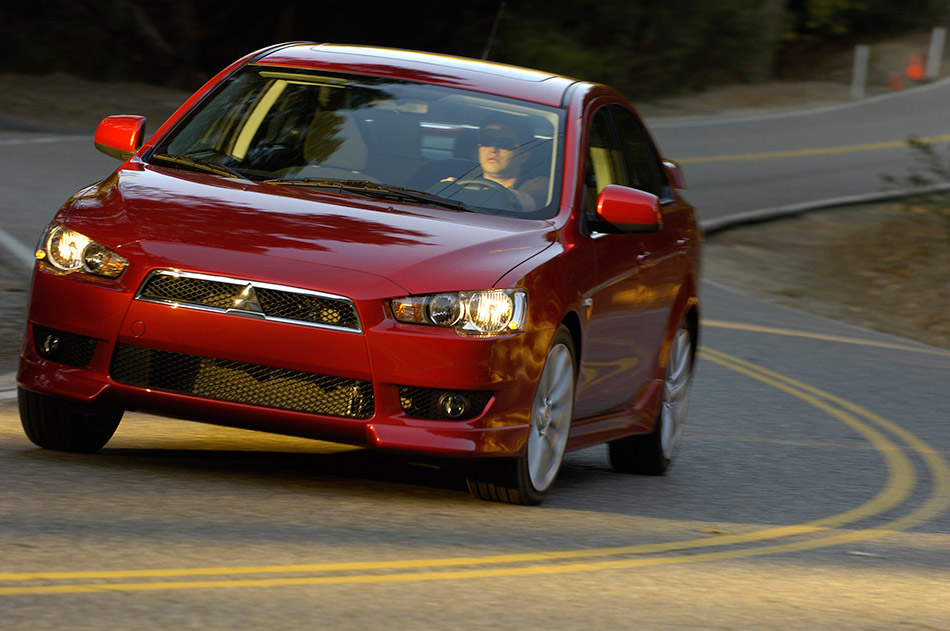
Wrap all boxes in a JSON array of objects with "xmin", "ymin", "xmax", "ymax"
[{"xmin": 703, "ymin": 203, "xmax": 950, "ymax": 350}]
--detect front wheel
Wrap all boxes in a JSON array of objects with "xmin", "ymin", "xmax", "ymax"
[
  {"xmin": 467, "ymin": 326, "xmax": 576, "ymax": 505},
  {"xmin": 18, "ymin": 387, "xmax": 123, "ymax": 453},
  {"xmin": 608, "ymin": 320, "xmax": 694, "ymax": 475}
]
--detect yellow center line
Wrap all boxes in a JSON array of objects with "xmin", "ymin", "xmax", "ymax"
[
  {"xmin": 1, "ymin": 348, "xmax": 945, "ymax": 595},
  {"xmin": 703, "ymin": 319, "xmax": 950, "ymax": 357},
  {"xmin": 675, "ymin": 132, "xmax": 950, "ymax": 164}
]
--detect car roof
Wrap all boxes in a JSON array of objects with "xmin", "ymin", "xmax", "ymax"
[{"xmin": 253, "ymin": 43, "xmax": 580, "ymax": 108}]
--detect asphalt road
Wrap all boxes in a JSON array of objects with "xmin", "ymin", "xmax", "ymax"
[
  {"xmin": 648, "ymin": 76, "xmax": 950, "ymax": 222},
  {"xmin": 1, "ymin": 81, "xmax": 948, "ymax": 629}
]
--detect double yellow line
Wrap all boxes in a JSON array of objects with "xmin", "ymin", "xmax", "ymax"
[
  {"xmin": 700, "ymin": 348, "xmax": 950, "ymax": 536},
  {"xmin": 2, "ymin": 348, "xmax": 947, "ymax": 595}
]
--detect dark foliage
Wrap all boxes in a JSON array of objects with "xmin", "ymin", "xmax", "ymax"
[{"xmin": 0, "ymin": 0, "xmax": 944, "ymax": 98}]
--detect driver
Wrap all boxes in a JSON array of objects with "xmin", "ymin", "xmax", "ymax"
[{"xmin": 445, "ymin": 113, "xmax": 548, "ymax": 211}]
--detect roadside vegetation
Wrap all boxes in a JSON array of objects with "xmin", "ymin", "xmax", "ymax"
[{"xmin": 882, "ymin": 138, "xmax": 950, "ymax": 243}]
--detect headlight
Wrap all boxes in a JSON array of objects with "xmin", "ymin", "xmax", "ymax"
[
  {"xmin": 36, "ymin": 224, "xmax": 129, "ymax": 278},
  {"xmin": 392, "ymin": 289, "xmax": 527, "ymax": 335}
]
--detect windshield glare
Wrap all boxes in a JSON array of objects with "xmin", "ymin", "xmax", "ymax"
[{"xmin": 151, "ymin": 65, "xmax": 565, "ymax": 219}]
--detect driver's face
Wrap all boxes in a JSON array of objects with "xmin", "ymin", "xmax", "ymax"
[{"xmin": 478, "ymin": 125, "xmax": 522, "ymax": 180}]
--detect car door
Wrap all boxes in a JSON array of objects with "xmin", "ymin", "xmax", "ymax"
[
  {"xmin": 573, "ymin": 104, "xmax": 681, "ymax": 421},
  {"xmin": 611, "ymin": 104, "xmax": 692, "ymax": 332}
]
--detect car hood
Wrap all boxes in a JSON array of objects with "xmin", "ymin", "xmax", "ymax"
[{"xmin": 61, "ymin": 165, "xmax": 558, "ymax": 295}]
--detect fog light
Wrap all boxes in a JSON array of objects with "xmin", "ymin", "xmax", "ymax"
[
  {"xmin": 439, "ymin": 393, "xmax": 470, "ymax": 419},
  {"xmin": 40, "ymin": 334, "xmax": 61, "ymax": 359}
]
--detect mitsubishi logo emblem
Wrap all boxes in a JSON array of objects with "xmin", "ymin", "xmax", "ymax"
[{"xmin": 229, "ymin": 283, "xmax": 264, "ymax": 316}]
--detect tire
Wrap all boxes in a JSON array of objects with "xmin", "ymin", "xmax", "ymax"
[
  {"xmin": 609, "ymin": 320, "xmax": 694, "ymax": 475},
  {"xmin": 18, "ymin": 387, "xmax": 123, "ymax": 453},
  {"xmin": 467, "ymin": 326, "xmax": 576, "ymax": 505}
]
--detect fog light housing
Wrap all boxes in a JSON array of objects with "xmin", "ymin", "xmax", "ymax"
[
  {"xmin": 438, "ymin": 393, "xmax": 471, "ymax": 419},
  {"xmin": 32, "ymin": 324, "xmax": 98, "ymax": 367},
  {"xmin": 398, "ymin": 386, "xmax": 492, "ymax": 420}
]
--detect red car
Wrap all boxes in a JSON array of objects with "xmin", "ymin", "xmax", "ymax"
[{"xmin": 18, "ymin": 44, "xmax": 700, "ymax": 504}]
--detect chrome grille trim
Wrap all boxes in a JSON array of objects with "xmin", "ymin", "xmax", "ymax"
[{"xmin": 135, "ymin": 269, "xmax": 362, "ymax": 333}]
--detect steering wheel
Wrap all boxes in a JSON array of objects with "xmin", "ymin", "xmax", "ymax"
[{"xmin": 450, "ymin": 178, "xmax": 524, "ymax": 211}]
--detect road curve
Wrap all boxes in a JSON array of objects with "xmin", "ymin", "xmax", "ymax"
[{"xmin": 648, "ymin": 76, "xmax": 950, "ymax": 224}]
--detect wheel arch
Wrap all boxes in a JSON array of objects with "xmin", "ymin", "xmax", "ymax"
[
  {"xmin": 684, "ymin": 298, "xmax": 700, "ymax": 363},
  {"xmin": 559, "ymin": 309, "xmax": 583, "ymax": 374}
]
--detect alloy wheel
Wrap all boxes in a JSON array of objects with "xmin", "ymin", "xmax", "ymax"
[
  {"xmin": 660, "ymin": 325, "xmax": 693, "ymax": 461},
  {"xmin": 526, "ymin": 342, "xmax": 575, "ymax": 492}
]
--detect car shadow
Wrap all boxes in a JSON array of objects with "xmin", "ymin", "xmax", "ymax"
[
  {"xmin": 13, "ymin": 420, "xmax": 685, "ymax": 512},
  {"xmin": 19, "ymin": 441, "xmax": 473, "ymax": 501}
]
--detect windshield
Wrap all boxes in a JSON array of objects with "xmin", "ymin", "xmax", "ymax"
[{"xmin": 150, "ymin": 65, "xmax": 565, "ymax": 219}]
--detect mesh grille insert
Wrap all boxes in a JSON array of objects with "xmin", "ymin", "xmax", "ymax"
[
  {"xmin": 136, "ymin": 270, "xmax": 362, "ymax": 332},
  {"xmin": 111, "ymin": 344, "xmax": 374, "ymax": 419}
]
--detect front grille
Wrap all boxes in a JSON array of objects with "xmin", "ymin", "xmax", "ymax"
[
  {"xmin": 398, "ymin": 386, "xmax": 492, "ymax": 421},
  {"xmin": 136, "ymin": 270, "xmax": 362, "ymax": 332},
  {"xmin": 33, "ymin": 324, "xmax": 97, "ymax": 367},
  {"xmin": 111, "ymin": 344, "xmax": 374, "ymax": 419}
]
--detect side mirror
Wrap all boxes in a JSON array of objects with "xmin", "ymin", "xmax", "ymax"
[
  {"xmin": 94, "ymin": 115, "xmax": 147, "ymax": 161},
  {"xmin": 594, "ymin": 184, "xmax": 662, "ymax": 233},
  {"xmin": 663, "ymin": 159, "xmax": 686, "ymax": 190}
]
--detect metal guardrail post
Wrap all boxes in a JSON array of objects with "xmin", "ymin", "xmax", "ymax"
[
  {"xmin": 925, "ymin": 27, "xmax": 946, "ymax": 80},
  {"xmin": 851, "ymin": 45, "xmax": 870, "ymax": 99}
]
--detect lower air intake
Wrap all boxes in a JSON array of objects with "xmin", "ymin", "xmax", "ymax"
[{"xmin": 111, "ymin": 344, "xmax": 373, "ymax": 419}]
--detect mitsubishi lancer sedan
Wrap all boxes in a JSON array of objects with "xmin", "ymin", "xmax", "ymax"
[{"xmin": 18, "ymin": 43, "xmax": 700, "ymax": 504}]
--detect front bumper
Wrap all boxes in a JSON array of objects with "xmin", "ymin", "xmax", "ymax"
[{"xmin": 19, "ymin": 265, "xmax": 548, "ymax": 457}]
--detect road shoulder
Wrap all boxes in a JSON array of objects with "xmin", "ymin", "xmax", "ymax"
[{"xmin": 703, "ymin": 202, "xmax": 949, "ymax": 350}]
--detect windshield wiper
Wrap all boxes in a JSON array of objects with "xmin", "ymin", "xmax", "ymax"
[
  {"xmin": 151, "ymin": 153, "xmax": 247, "ymax": 179},
  {"xmin": 264, "ymin": 178, "xmax": 475, "ymax": 212}
]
